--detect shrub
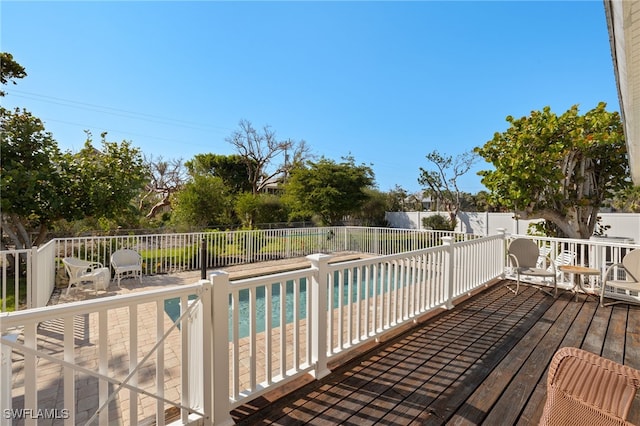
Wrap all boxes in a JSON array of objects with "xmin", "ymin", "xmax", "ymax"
[{"xmin": 422, "ymin": 215, "xmax": 454, "ymax": 231}]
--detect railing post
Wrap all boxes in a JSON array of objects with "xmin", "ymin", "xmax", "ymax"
[
  {"xmin": 0, "ymin": 332, "xmax": 18, "ymax": 426},
  {"xmin": 206, "ymin": 272, "xmax": 233, "ymax": 426},
  {"xmin": 29, "ymin": 247, "xmax": 37, "ymax": 309},
  {"xmin": 307, "ymin": 253, "xmax": 333, "ymax": 379},
  {"xmin": 200, "ymin": 238, "xmax": 207, "ymax": 280},
  {"xmin": 497, "ymin": 228, "xmax": 507, "ymax": 279},
  {"xmin": 441, "ymin": 237, "xmax": 455, "ymax": 309}
]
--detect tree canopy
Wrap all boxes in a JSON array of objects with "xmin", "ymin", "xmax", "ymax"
[
  {"xmin": 0, "ymin": 52, "xmax": 27, "ymax": 96},
  {"xmin": 284, "ymin": 156, "xmax": 375, "ymax": 226},
  {"xmin": 418, "ymin": 150, "xmax": 477, "ymax": 227},
  {"xmin": 170, "ymin": 174, "xmax": 232, "ymax": 228},
  {"xmin": 475, "ymin": 103, "xmax": 629, "ymax": 238},
  {"xmin": 226, "ymin": 120, "xmax": 310, "ymax": 194},
  {"xmin": 186, "ymin": 153, "xmax": 253, "ymax": 194},
  {"xmin": 0, "ymin": 110, "xmax": 148, "ymax": 248}
]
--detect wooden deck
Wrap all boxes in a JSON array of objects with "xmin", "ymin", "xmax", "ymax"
[{"xmin": 231, "ymin": 280, "xmax": 640, "ymax": 426}]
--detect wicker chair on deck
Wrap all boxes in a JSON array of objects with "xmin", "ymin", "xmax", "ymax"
[
  {"xmin": 110, "ymin": 249, "xmax": 143, "ymax": 287},
  {"xmin": 539, "ymin": 347, "xmax": 640, "ymax": 426}
]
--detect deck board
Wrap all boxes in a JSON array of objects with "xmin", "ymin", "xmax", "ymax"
[{"xmin": 233, "ymin": 280, "xmax": 640, "ymax": 425}]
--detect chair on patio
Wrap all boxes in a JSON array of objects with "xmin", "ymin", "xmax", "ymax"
[
  {"xmin": 62, "ymin": 257, "xmax": 110, "ymax": 295},
  {"xmin": 552, "ymin": 250, "xmax": 577, "ymax": 287},
  {"xmin": 601, "ymin": 249, "xmax": 640, "ymax": 307},
  {"xmin": 110, "ymin": 249, "xmax": 143, "ymax": 287},
  {"xmin": 539, "ymin": 347, "xmax": 640, "ymax": 426},
  {"xmin": 507, "ymin": 238, "xmax": 557, "ymax": 297}
]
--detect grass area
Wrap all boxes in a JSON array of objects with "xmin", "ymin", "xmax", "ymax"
[{"xmin": 0, "ymin": 277, "xmax": 27, "ymax": 312}]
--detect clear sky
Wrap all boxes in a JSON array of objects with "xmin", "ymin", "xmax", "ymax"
[{"xmin": 1, "ymin": 1, "xmax": 619, "ymax": 195}]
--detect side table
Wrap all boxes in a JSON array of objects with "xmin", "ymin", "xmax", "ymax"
[{"xmin": 558, "ymin": 265, "xmax": 600, "ymax": 301}]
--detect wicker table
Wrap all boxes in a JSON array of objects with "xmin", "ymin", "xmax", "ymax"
[{"xmin": 558, "ymin": 265, "xmax": 600, "ymax": 301}]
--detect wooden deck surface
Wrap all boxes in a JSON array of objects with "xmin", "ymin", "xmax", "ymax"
[{"xmin": 231, "ymin": 280, "xmax": 640, "ymax": 426}]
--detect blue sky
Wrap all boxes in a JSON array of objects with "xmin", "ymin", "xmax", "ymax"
[{"xmin": 1, "ymin": 1, "xmax": 618, "ymax": 195}]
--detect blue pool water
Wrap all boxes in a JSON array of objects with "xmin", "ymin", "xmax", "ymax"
[{"xmin": 164, "ymin": 266, "xmax": 410, "ymax": 339}]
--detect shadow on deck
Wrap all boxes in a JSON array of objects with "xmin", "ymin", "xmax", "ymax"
[{"xmin": 232, "ymin": 280, "xmax": 640, "ymax": 426}]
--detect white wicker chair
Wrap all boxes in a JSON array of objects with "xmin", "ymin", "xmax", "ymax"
[
  {"xmin": 110, "ymin": 249, "xmax": 143, "ymax": 287},
  {"xmin": 62, "ymin": 257, "xmax": 109, "ymax": 295}
]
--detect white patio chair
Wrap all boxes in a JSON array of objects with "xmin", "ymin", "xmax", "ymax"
[
  {"xmin": 552, "ymin": 250, "xmax": 577, "ymax": 288},
  {"xmin": 601, "ymin": 249, "xmax": 640, "ymax": 307},
  {"xmin": 62, "ymin": 257, "xmax": 110, "ymax": 295},
  {"xmin": 507, "ymin": 238, "xmax": 557, "ymax": 297},
  {"xmin": 111, "ymin": 249, "xmax": 143, "ymax": 287}
]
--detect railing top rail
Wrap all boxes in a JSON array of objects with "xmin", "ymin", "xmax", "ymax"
[
  {"xmin": 0, "ymin": 281, "xmax": 205, "ymax": 329},
  {"xmin": 508, "ymin": 233, "xmax": 640, "ymax": 249},
  {"xmin": 228, "ymin": 267, "xmax": 315, "ymax": 291},
  {"xmin": 0, "ymin": 248, "xmax": 33, "ymax": 255}
]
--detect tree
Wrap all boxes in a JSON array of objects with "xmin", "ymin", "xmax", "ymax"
[
  {"xmin": 1, "ymin": 108, "xmax": 62, "ymax": 248},
  {"xmin": 283, "ymin": 156, "xmax": 375, "ymax": 226},
  {"xmin": 418, "ymin": 150, "xmax": 477, "ymax": 228},
  {"xmin": 226, "ymin": 120, "xmax": 310, "ymax": 194},
  {"xmin": 62, "ymin": 132, "xmax": 148, "ymax": 222},
  {"xmin": 475, "ymin": 103, "xmax": 630, "ymax": 238},
  {"xmin": 352, "ymin": 188, "xmax": 390, "ymax": 226},
  {"xmin": 234, "ymin": 192, "xmax": 288, "ymax": 228},
  {"xmin": 611, "ymin": 185, "xmax": 640, "ymax": 212},
  {"xmin": 185, "ymin": 153, "xmax": 253, "ymax": 194},
  {"xmin": 0, "ymin": 52, "xmax": 27, "ymax": 96},
  {"xmin": 140, "ymin": 155, "xmax": 187, "ymax": 219},
  {"xmin": 170, "ymin": 175, "xmax": 232, "ymax": 228},
  {"xmin": 1, "ymin": 116, "xmax": 148, "ymax": 248}
]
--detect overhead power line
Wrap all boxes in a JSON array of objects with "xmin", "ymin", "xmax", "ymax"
[{"xmin": 5, "ymin": 89, "xmax": 233, "ymax": 133}]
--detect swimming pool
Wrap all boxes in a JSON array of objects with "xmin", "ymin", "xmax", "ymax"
[{"xmin": 164, "ymin": 265, "xmax": 410, "ymax": 339}]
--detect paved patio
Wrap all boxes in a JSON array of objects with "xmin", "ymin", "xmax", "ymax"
[{"xmin": 8, "ymin": 254, "xmax": 367, "ymax": 425}]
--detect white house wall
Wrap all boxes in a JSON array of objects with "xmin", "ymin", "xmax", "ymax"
[{"xmin": 385, "ymin": 211, "xmax": 640, "ymax": 242}]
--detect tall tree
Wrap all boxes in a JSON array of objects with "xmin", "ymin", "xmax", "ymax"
[
  {"xmin": 226, "ymin": 119, "xmax": 310, "ymax": 194},
  {"xmin": 475, "ymin": 103, "xmax": 629, "ymax": 238},
  {"xmin": 0, "ymin": 52, "xmax": 27, "ymax": 96},
  {"xmin": 418, "ymin": 150, "xmax": 477, "ymax": 228},
  {"xmin": 170, "ymin": 175, "xmax": 232, "ymax": 228},
  {"xmin": 140, "ymin": 155, "xmax": 187, "ymax": 219},
  {"xmin": 1, "ymin": 108, "xmax": 62, "ymax": 248},
  {"xmin": 185, "ymin": 153, "xmax": 253, "ymax": 194},
  {"xmin": 284, "ymin": 156, "xmax": 375, "ymax": 226},
  {"xmin": 1, "ymin": 117, "xmax": 147, "ymax": 248}
]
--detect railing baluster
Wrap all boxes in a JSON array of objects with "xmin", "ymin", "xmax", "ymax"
[
  {"xmin": 64, "ymin": 315, "xmax": 75, "ymax": 425},
  {"xmin": 265, "ymin": 284, "xmax": 272, "ymax": 385},
  {"xmin": 156, "ymin": 299, "xmax": 165, "ymax": 426},
  {"xmin": 23, "ymin": 323, "xmax": 37, "ymax": 426},
  {"xmin": 98, "ymin": 309, "xmax": 108, "ymax": 425},
  {"xmin": 129, "ymin": 304, "xmax": 138, "ymax": 422}
]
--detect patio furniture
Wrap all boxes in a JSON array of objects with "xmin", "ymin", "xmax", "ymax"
[
  {"xmin": 601, "ymin": 249, "xmax": 640, "ymax": 307},
  {"xmin": 558, "ymin": 265, "xmax": 600, "ymax": 302},
  {"xmin": 62, "ymin": 257, "xmax": 110, "ymax": 295},
  {"xmin": 111, "ymin": 249, "xmax": 143, "ymax": 287},
  {"xmin": 507, "ymin": 238, "xmax": 557, "ymax": 297},
  {"xmin": 549, "ymin": 250, "xmax": 577, "ymax": 288},
  {"xmin": 539, "ymin": 347, "xmax": 640, "ymax": 426}
]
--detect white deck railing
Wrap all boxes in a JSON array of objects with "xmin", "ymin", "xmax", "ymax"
[
  {"xmin": 2, "ymin": 229, "xmax": 639, "ymax": 424},
  {"xmin": 0, "ymin": 241, "xmax": 56, "ymax": 312},
  {"xmin": 0, "ymin": 232, "xmax": 503, "ymax": 425},
  {"xmin": 1, "ymin": 227, "xmax": 474, "ymax": 312}
]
